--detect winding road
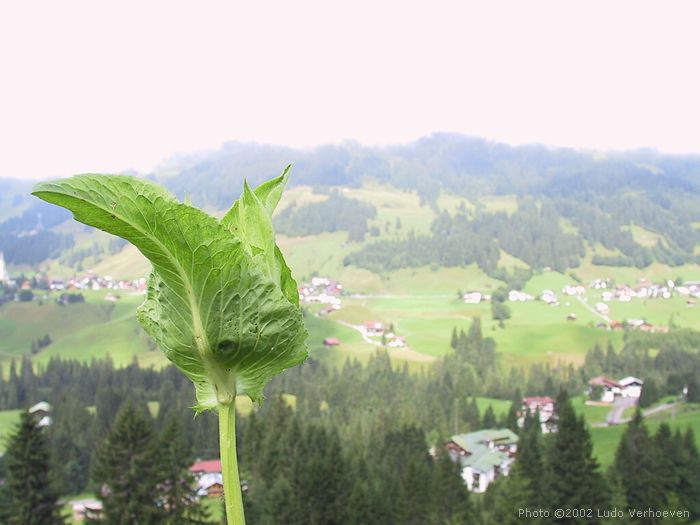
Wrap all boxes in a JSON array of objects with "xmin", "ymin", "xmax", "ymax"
[{"xmin": 591, "ymin": 397, "xmax": 682, "ymax": 427}]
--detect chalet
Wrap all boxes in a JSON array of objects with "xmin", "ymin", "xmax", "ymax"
[
  {"xmin": 28, "ymin": 401, "xmax": 53, "ymax": 427},
  {"xmin": 463, "ymin": 291, "xmax": 482, "ymax": 304},
  {"xmin": 387, "ymin": 335, "xmax": 406, "ymax": 348},
  {"xmin": 508, "ymin": 290, "xmax": 533, "ymax": 302},
  {"xmin": 540, "ymin": 290, "xmax": 558, "ymax": 305},
  {"xmin": 619, "ymin": 377, "xmax": 643, "ymax": 398},
  {"xmin": 590, "ymin": 279, "xmax": 608, "ymax": 290},
  {"xmin": 190, "ymin": 459, "xmax": 221, "ymax": 476},
  {"xmin": 595, "ymin": 302, "xmax": 609, "ymax": 314},
  {"xmin": 446, "ymin": 429, "xmax": 518, "ymax": 493},
  {"xmin": 363, "ymin": 321, "xmax": 384, "ymax": 335},
  {"xmin": 520, "ymin": 396, "xmax": 556, "ymax": 433},
  {"xmin": 566, "ymin": 313, "xmax": 577, "ymax": 322},
  {"xmin": 323, "ymin": 338, "xmax": 341, "ymax": 346},
  {"xmin": 196, "ymin": 473, "xmax": 224, "ymax": 498},
  {"xmin": 562, "ymin": 284, "xmax": 585, "ymax": 296},
  {"xmin": 588, "ymin": 376, "xmax": 621, "ymax": 403}
]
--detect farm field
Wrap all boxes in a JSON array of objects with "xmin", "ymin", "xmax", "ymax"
[
  {"xmin": 2, "ymin": 264, "xmax": 696, "ymax": 373},
  {"xmin": 0, "ymin": 409, "xmax": 22, "ymax": 453},
  {"xmin": 589, "ymin": 403, "xmax": 700, "ymax": 468}
]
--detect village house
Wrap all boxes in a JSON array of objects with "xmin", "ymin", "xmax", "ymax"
[
  {"xmin": 196, "ymin": 474, "xmax": 224, "ymax": 498},
  {"xmin": 190, "ymin": 459, "xmax": 223, "ymax": 498},
  {"xmin": 508, "ymin": 290, "xmax": 533, "ymax": 302},
  {"xmin": 540, "ymin": 290, "xmax": 558, "ymax": 305},
  {"xmin": 323, "ymin": 337, "xmax": 341, "ymax": 346},
  {"xmin": 363, "ymin": 321, "xmax": 384, "ymax": 336},
  {"xmin": 595, "ymin": 302, "xmax": 609, "ymax": 315},
  {"xmin": 562, "ymin": 284, "xmax": 586, "ymax": 296},
  {"xmin": 590, "ymin": 279, "xmax": 608, "ymax": 290},
  {"xmin": 446, "ymin": 429, "xmax": 519, "ymax": 493},
  {"xmin": 28, "ymin": 401, "xmax": 53, "ymax": 427},
  {"xmin": 588, "ymin": 376, "xmax": 622, "ymax": 403},
  {"xmin": 520, "ymin": 396, "xmax": 556, "ymax": 433},
  {"xmin": 463, "ymin": 291, "xmax": 482, "ymax": 304},
  {"xmin": 386, "ymin": 335, "xmax": 406, "ymax": 348},
  {"xmin": 618, "ymin": 377, "xmax": 644, "ymax": 398}
]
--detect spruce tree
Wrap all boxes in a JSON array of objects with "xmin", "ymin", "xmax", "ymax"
[
  {"xmin": 92, "ymin": 401, "xmax": 164, "ymax": 525},
  {"xmin": 157, "ymin": 416, "xmax": 212, "ymax": 524},
  {"xmin": 431, "ymin": 452, "xmax": 472, "ymax": 523},
  {"xmin": 513, "ymin": 410, "xmax": 545, "ymax": 507},
  {"xmin": 482, "ymin": 404, "xmax": 497, "ymax": 428},
  {"xmin": 546, "ymin": 390, "xmax": 608, "ymax": 524},
  {"xmin": 504, "ymin": 388, "xmax": 522, "ymax": 432},
  {"xmin": 613, "ymin": 409, "xmax": 665, "ymax": 519},
  {"xmin": 677, "ymin": 429, "xmax": 700, "ymax": 518},
  {"xmin": 4, "ymin": 411, "xmax": 65, "ymax": 525}
]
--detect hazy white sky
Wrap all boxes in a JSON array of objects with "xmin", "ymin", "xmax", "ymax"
[{"xmin": 1, "ymin": 0, "xmax": 699, "ymax": 179}]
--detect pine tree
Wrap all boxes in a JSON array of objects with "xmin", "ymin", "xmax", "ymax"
[
  {"xmin": 613, "ymin": 409, "xmax": 665, "ymax": 521},
  {"xmin": 676, "ymin": 429, "xmax": 700, "ymax": 518},
  {"xmin": 638, "ymin": 378, "xmax": 659, "ymax": 408},
  {"xmin": 431, "ymin": 452, "xmax": 472, "ymax": 524},
  {"xmin": 504, "ymin": 388, "xmax": 522, "ymax": 432},
  {"xmin": 49, "ymin": 394, "xmax": 95, "ymax": 494},
  {"xmin": 450, "ymin": 327, "xmax": 459, "ymax": 349},
  {"xmin": 546, "ymin": 390, "xmax": 608, "ymax": 524},
  {"xmin": 4, "ymin": 411, "xmax": 65, "ymax": 525},
  {"xmin": 482, "ymin": 404, "xmax": 497, "ymax": 429},
  {"xmin": 513, "ymin": 410, "xmax": 545, "ymax": 506},
  {"xmin": 157, "ymin": 416, "xmax": 212, "ymax": 524},
  {"xmin": 92, "ymin": 401, "xmax": 164, "ymax": 525}
]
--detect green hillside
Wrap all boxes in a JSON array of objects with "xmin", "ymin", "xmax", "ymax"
[{"xmin": 2, "ymin": 178, "xmax": 700, "ymax": 373}]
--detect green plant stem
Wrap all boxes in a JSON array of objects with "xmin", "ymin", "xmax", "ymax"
[{"xmin": 219, "ymin": 399, "xmax": 246, "ymax": 525}]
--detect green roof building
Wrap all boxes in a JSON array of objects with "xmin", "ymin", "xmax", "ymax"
[{"xmin": 446, "ymin": 429, "xmax": 519, "ymax": 493}]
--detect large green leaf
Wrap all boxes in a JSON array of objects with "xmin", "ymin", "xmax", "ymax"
[{"xmin": 32, "ymin": 172, "xmax": 307, "ymax": 409}]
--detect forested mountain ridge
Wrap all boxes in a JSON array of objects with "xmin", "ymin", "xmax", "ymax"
[
  {"xmin": 1, "ymin": 134, "xmax": 700, "ymax": 276},
  {"xmin": 152, "ymin": 134, "xmax": 700, "ymax": 207}
]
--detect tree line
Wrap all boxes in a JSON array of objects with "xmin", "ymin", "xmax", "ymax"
[{"xmin": 1, "ymin": 320, "xmax": 699, "ymax": 523}]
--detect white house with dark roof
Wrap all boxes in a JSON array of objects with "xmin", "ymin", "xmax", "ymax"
[{"xmin": 619, "ymin": 377, "xmax": 644, "ymax": 398}]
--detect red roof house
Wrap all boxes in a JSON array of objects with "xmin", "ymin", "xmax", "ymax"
[{"xmin": 190, "ymin": 459, "xmax": 222, "ymax": 474}]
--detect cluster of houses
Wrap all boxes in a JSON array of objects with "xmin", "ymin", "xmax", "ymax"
[
  {"xmin": 2, "ymin": 272, "xmax": 148, "ymax": 298},
  {"xmin": 445, "ymin": 396, "xmax": 559, "ymax": 493},
  {"xmin": 588, "ymin": 376, "xmax": 644, "ymax": 403},
  {"xmin": 508, "ymin": 290, "xmax": 534, "ymax": 302},
  {"xmin": 299, "ymin": 276, "xmax": 343, "ymax": 314},
  {"xmin": 462, "ymin": 291, "xmax": 490, "ymax": 304},
  {"xmin": 593, "ymin": 319, "xmax": 669, "ymax": 333},
  {"xmin": 49, "ymin": 274, "xmax": 148, "ymax": 294},
  {"xmin": 598, "ymin": 279, "xmax": 700, "ymax": 303},
  {"xmin": 505, "ymin": 278, "xmax": 699, "ymax": 311}
]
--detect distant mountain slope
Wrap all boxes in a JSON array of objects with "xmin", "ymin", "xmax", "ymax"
[
  {"xmin": 152, "ymin": 134, "xmax": 700, "ymax": 207},
  {"xmin": 1, "ymin": 134, "xmax": 700, "ymax": 276}
]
